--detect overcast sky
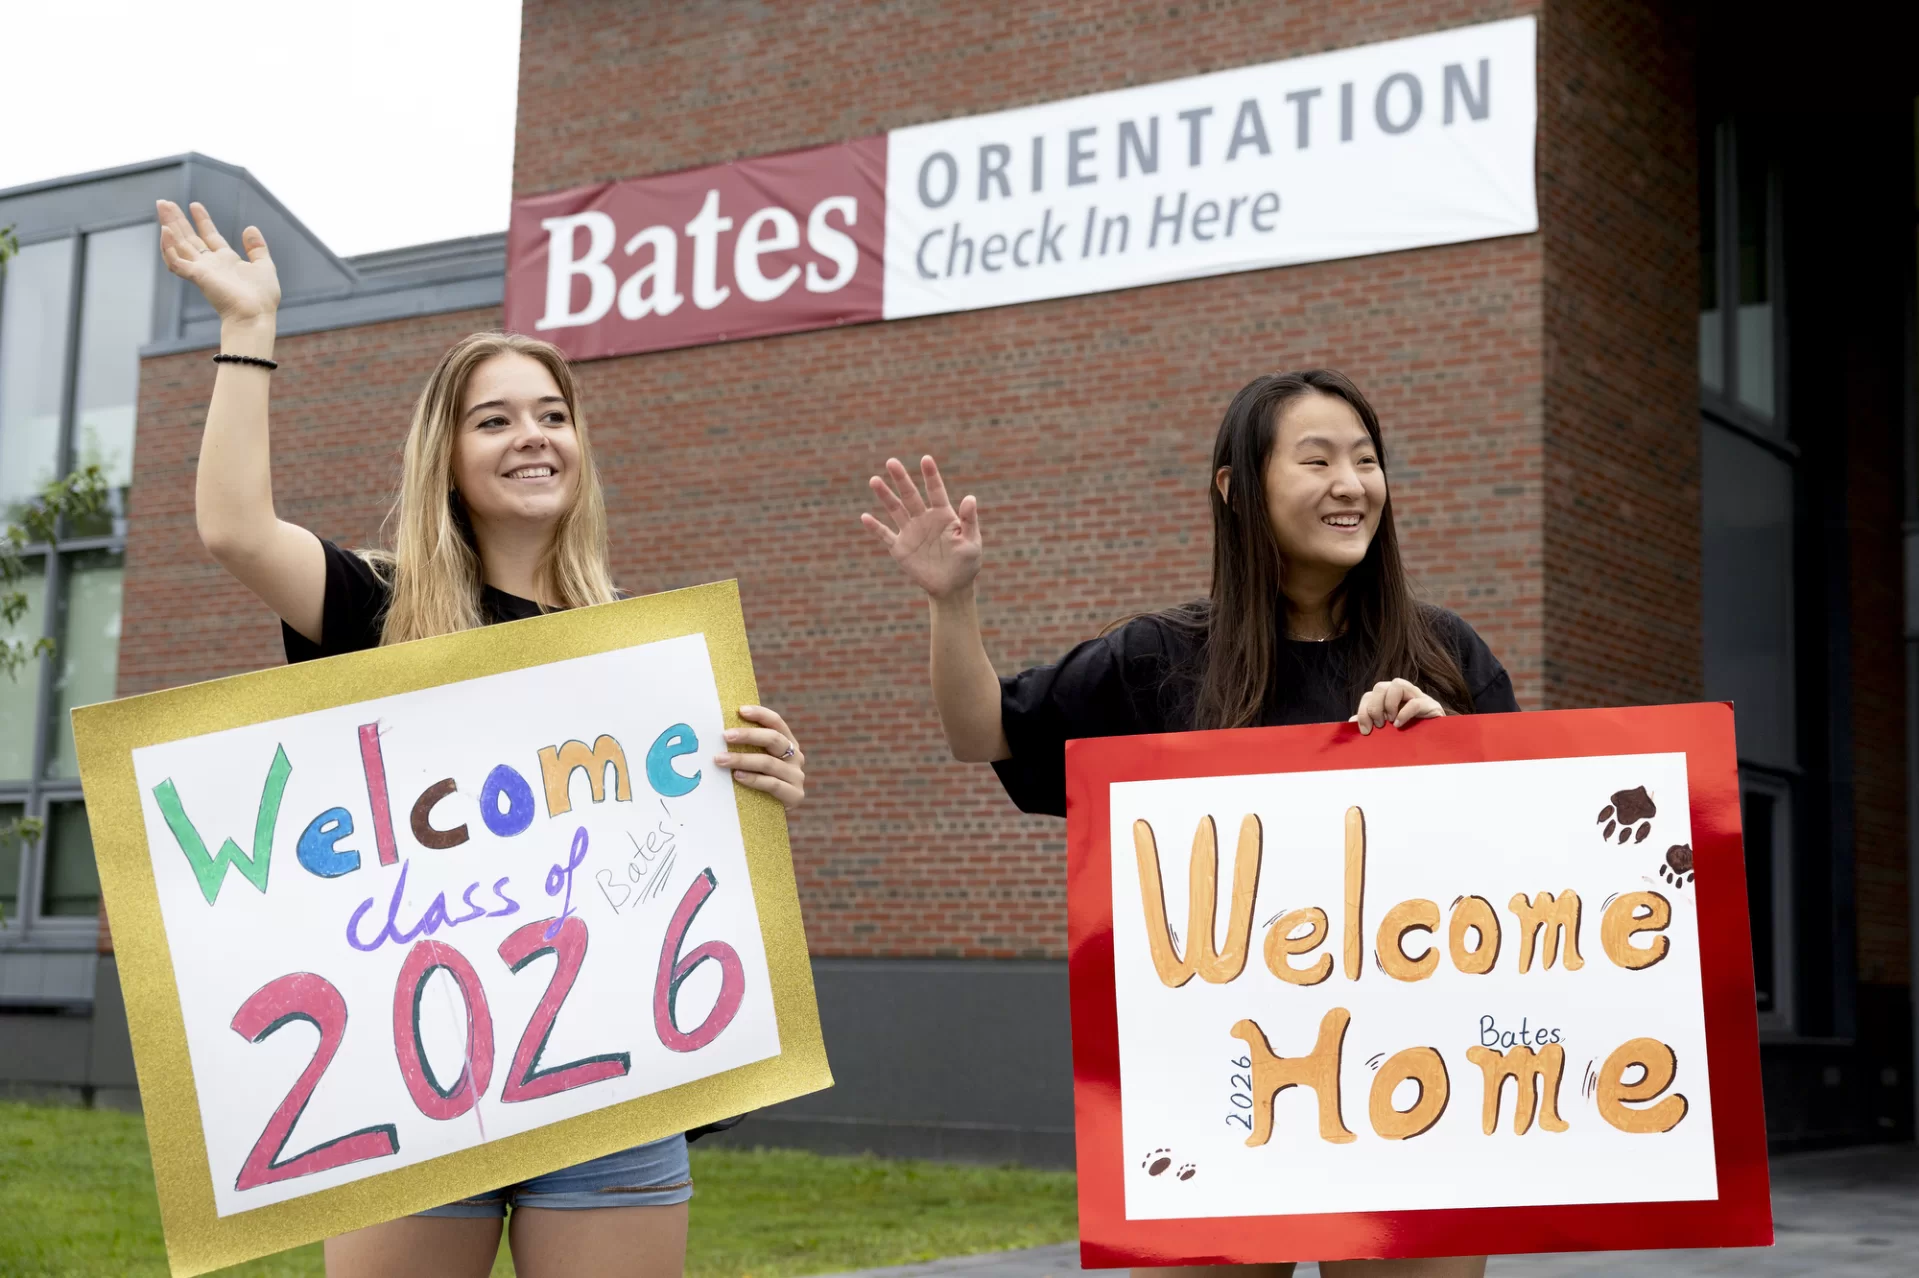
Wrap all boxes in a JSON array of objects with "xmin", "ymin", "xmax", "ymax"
[{"xmin": 1, "ymin": 0, "xmax": 522, "ymax": 257}]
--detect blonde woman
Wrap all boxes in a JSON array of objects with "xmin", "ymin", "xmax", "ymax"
[{"xmin": 158, "ymin": 199, "xmax": 805, "ymax": 1278}]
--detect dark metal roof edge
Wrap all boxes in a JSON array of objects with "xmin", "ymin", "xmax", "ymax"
[
  {"xmin": 1, "ymin": 151, "xmax": 363, "ymax": 285},
  {"xmin": 0, "ymin": 152, "xmax": 198, "ymax": 201},
  {"xmin": 346, "ymin": 231, "xmax": 508, "ymax": 277},
  {"xmin": 141, "ymin": 279, "xmax": 506, "ymax": 358},
  {"xmin": 182, "ymin": 155, "xmax": 359, "ymax": 282}
]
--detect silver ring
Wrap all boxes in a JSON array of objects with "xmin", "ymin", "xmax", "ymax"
[{"xmin": 779, "ymin": 743, "xmax": 796, "ymax": 761}]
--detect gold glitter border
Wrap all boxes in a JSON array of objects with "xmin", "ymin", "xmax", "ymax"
[{"xmin": 72, "ymin": 580, "xmax": 831, "ymax": 1277}]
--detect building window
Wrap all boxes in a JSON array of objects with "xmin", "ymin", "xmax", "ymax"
[
  {"xmin": 1699, "ymin": 120, "xmax": 1796, "ymax": 1031},
  {"xmin": 1740, "ymin": 773, "xmax": 1793, "ymax": 1022},
  {"xmin": 40, "ymin": 801, "xmax": 99, "ymax": 919},
  {"xmin": 0, "ymin": 238, "xmax": 74, "ymax": 524},
  {"xmin": 0, "ymin": 803, "xmax": 22, "ymax": 928},
  {"xmin": 0, "ymin": 559, "xmax": 46, "ymax": 781},
  {"xmin": 0, "ymin": 221, "xmax": 149, "ymax": 961},
  {"xmin": 46, "ymin": 549, "xmax": 125, "ymax": 780}
]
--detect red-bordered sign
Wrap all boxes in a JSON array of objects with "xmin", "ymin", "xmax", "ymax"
[{"xmin": 1065, "ymin": 703, "xmax": 1770, "ymax": 1265}]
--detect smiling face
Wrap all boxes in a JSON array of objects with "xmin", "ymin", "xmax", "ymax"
[
  {"xmin": 1258, "ymin": 389, "xmax": 1387, "ymax": 582},
  {"xmin": 450, "ymin": 351, "xmax": 582, "ymax": 531}
]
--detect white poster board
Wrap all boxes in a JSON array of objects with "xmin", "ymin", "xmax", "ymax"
[
  {"xmin": 133, "ymin": 632, "xmax": 775, "ymax": 1215},
  {"xmin": 1113, "ymin": 752, "xmax": 1714, "ymax": 1219}
]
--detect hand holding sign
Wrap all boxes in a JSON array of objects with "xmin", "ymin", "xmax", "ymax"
[
  {"xmin": 716, "ymin": 705, "xmax": 807, "ymax": 808},
  {"xmin": 1349, "ymin": 678, "xmax": 1447, "ymax": 734}
]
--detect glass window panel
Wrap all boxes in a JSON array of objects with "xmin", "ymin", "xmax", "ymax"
[
  {"xmin": 0, "ymin": 802, "xmax": 23, "ymax": 929},
  {"xmin": 70, "ymin": 224, "xmax": 158, "ymax": 536},
  {"xmin": 41, "ymin": 800, "xmax": 98, "ymax": 917},
  {"xmin": 1699, "ymin": 126, "xmax": 1722, "ymax": 392},
  {"xmin": 0, "ymin": 238, "xmax": 76, "ymax": 525},
  {"xmin": 1741, "ymin": 787, "xmax": 1776, "ymax": 1013},
  {"xmin": 45, "ymin": 550, "xmax": 123, "ymax": 779},
  {"xmin": 0, "ymin": 557, "xmax": 47, "ymax": 780},
  {"xmin": 1735, "ymin": 129, "xmax": 1777, "ymax": 420},
  {"xmin": 1701, "ymin": 424, "xmax": 1797, "ymax": 769}
]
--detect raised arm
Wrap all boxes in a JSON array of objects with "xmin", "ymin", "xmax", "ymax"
[
  {"xmin": 157, "ymin": 200, "xmax": 326, "ymax": 642},
  {"xmin": 861, "ymin": 456, "xmax": 1008, "ymax": 762}
]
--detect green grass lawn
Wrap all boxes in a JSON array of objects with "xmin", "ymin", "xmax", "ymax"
[{"xmin": 0, "ymin": 1101, "xmax": 1078, "ymax": 1278}]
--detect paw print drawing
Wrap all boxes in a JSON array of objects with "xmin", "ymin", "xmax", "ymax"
[
  {"xmin": 1598, "ymin": 786, "xmax": 1656, "ymax": 844},
  {"xmin": 1176, "ymin": 1163, "xmax": 1197, "ymax": 1181},
  {"xmin": 1660, "ymin": 844, "xmax": 1694, "ymax": 888},
  {"xmin": 1142, "ymin": 1148, "xmax": 1174, "ymax": 1176}
]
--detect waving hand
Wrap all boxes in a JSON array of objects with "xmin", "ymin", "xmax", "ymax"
[
  {"xmin": 157, "ymin": 200, "xmax": 280, "ymax": 323},
  {"xmin": 860, "ymin": 455, "xmax": 1005, "ymax": 761},
  {"xmin": 861, "ymin": 456, "xmax": 983, "ymax": 600}
]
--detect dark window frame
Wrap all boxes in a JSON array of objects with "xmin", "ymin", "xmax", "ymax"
[
  {"xmin": 0, "ymin": 216, "xmax": 143, "ymax": 956},
  {"xmin": 1700, "ymin": 118, "xmax": 1801, "ymax": 1036}
]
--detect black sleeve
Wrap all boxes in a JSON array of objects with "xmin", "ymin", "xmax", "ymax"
[
  {"xmin": 991, "ymin": 618, "xmax": 1179, "ymax": 817},
  {"xmin": 281, "ymin": 541, "xmax": 393, "ymax": 664},
  {"xmin": 1434, "ymin": 608, "xmax": 1520, "ymax": 714}
]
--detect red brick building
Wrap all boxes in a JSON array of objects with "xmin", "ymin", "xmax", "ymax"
[{"xmin": 2, "ymin": 0, "xmax": 1913, "ymax": 1160}]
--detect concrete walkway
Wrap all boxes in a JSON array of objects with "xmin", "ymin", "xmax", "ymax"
[{"xmin": 820, "ymin": 1146, "xmax": 1916, "ymax": 1278}]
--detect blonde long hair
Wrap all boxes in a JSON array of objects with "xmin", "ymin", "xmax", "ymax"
[{"xmin": 369, "ymin": 332, "xmax": 618, "ymax": 645}]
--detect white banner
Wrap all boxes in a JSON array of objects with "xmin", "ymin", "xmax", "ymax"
[{"xmin": 883, "ymin": 17, "xmax": 1537, "ymax": 320}]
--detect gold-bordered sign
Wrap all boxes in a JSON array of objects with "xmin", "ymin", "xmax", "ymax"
[{"xmin": 74, "ymin": 580, "xmax": 831, "ymax": 1276}]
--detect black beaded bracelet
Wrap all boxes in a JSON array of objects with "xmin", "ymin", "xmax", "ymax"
[{"xmin": 212, "ymin": 352, "xmax": 279, "ymax": 371}]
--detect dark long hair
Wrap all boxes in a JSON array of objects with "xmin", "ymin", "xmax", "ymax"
[{"xmin": 1176, "ymin": 369, "xmax": 1472, "ymax": 730}]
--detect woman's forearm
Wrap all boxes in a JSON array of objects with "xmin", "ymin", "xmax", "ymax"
[
  {"xmin": 928, "ymin": 586, "xmax": 1011, "ymax": 763},
  {"xmin": 193, "ymin": 316, "xmax": 281, "ymax": 563}
]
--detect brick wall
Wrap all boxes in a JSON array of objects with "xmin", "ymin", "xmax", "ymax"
[
  {"xmin": 1845, "ymin": 258, "xmax": 1911, "ymax": 991},
  {"xmin": 580, "ymin": 248, "xmax": 1543, "ymax": 958},
  {"xmin": 508, "ymin": 0, "xmax": 1548, "ymax": 957},
  {"xmin": 1536, "ymin": 0, "xmax": 1703, "ymax": 709},
  {"xmin": 1852, "ymin": 438, "xmax": 1910, "ymax": 989},
  {"xmin": 512, "ymin": 0, "xmax": 1536, "ymax": 196},
  {"xmin": 114, "ymin": 312, "xmax": 508, "ymax": 956},
  {"xmin": 125, "ymin": 0, "xmax": 1736, "ymax": 961},
  {"xmin": 123, "ymin": 310, "xmax": 503, "ymax": 699}
]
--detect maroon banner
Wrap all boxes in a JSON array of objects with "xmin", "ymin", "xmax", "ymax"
[{"xmin": 506, "ymin": 136, "xmax": 887, "ymax": 359}]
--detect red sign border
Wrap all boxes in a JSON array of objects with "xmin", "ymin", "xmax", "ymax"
[{"xmin": 1064, "ymin": 702, "xmax": 1772, "ymax": 1265}]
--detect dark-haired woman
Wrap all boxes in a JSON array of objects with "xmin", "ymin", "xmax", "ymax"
[{"xmin": 861, "ymin": 369, "xmax": 1511, "ymax": 1278}]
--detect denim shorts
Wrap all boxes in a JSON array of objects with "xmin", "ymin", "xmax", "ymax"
[{"xmin": 415, "ymin": 1133, "xmax": 692, "ymax": 1216}]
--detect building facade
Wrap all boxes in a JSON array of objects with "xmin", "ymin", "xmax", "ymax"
[
  {"xmin": 1, "ymin": 0, "xmax": 1914, "ymax": 1160},
  {"xmin": 0, "ymin": 153, "xmax": 505, "ymax": 1108}
]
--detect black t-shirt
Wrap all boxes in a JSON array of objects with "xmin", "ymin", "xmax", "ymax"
[
  {"xmin": 281, "ymin": 539, "xmax": 554, "ymax": 661},
  {"xmin": 992, "ymin": 605, "xmax": 1520, "ymax": 817}
]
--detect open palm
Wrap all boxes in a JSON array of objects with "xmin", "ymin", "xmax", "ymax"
[
  {"xmin": 156, "ymin": 200, "xmax": 280, "ymax": 322},
  {"xmin": 862, "ymin": 456, "xmax": 983, "ymax": 599}
]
